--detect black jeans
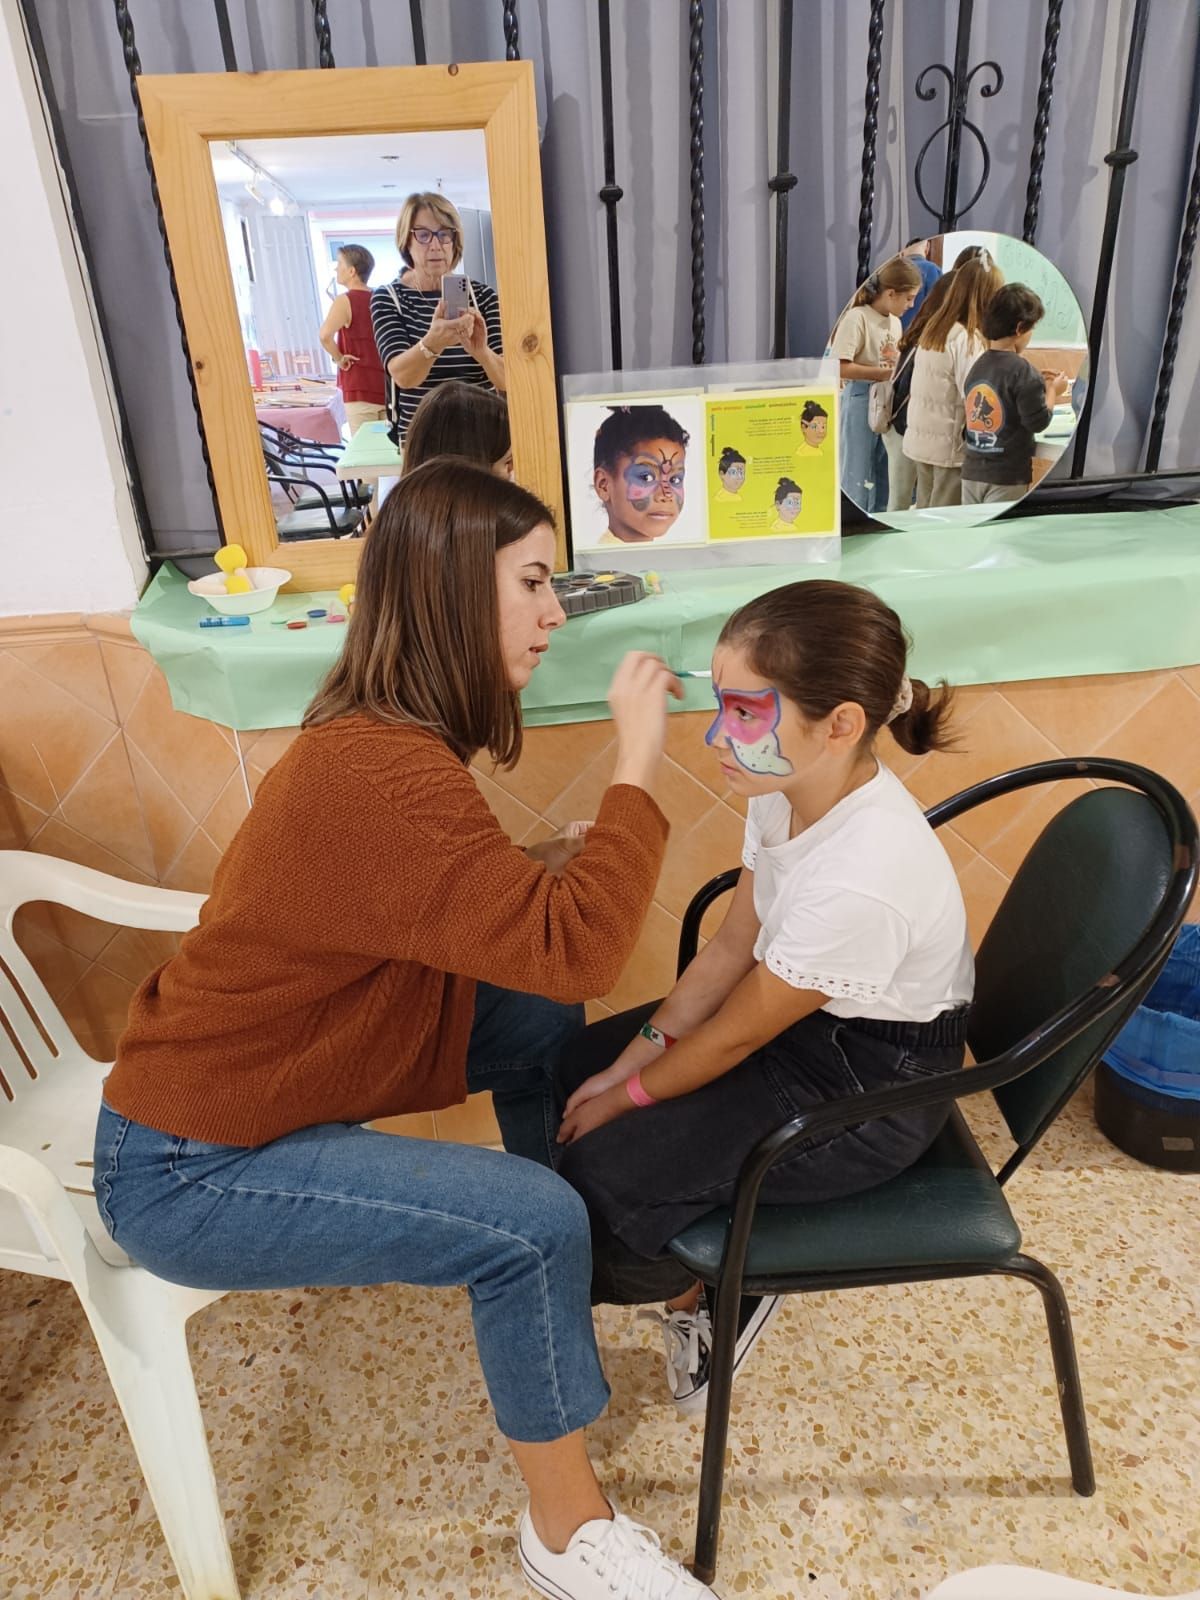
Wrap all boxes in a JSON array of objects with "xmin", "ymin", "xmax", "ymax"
[{"xmin": 554, "ymin": 1001, "xmax": 965, "ymax": 1306}]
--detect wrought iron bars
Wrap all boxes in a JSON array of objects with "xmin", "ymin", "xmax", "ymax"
[
  {"xmin": 111, "ymin": 0, "xmax": 222, "ymax": 534},
  {"xmin": 502, "ymin": 0, "xmax": 520, "ymax": 60},
  {"xmin": 311, "ymin": 0, "xmax": 335, "ymax": 68},
  {"xmin": 770, "ymin": 0, "xmax": 797, "ymax": 356},
  {"xmin": 410, "ymin": 0, "xmax": 427, "ymax": 65},
  {"xmin": 212, "ymin": 0, "xmax": 237, "ymax": 71},
  {"xmin": 1145, "ymin": 116, "xmax": 1200, "ymax": 472},
  {"xmin": 596, "ymin": 0, "xmax": 624, "ymax": 369},
  {"xmin": 1022, "ymin": 0, "xmax": 1063, "ymax": 246},
  {"xmin": 856, "ymin": 0, "xmax": 887, "ymax": 284},
  {"xmin": 913, "ymin": 0, "xmax": 1003, "ymax": 233},
  {"xmin": 688, "ymin": 0, "xmax": 705, "ymax": 364},
  {"xmin": 1071, "ymin": 0, "xmax": 1150, "ymax": 478}
]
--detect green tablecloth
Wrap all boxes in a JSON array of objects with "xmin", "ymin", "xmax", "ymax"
[{"xmin": 131, "ymin": 504, "xmax": 1200, "ymax": 730}]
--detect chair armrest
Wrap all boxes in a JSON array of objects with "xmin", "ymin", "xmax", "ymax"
[
  {"xmin": 677, "ymin": 868, "xmax": 741, "ymax": 978},
  {"xmin": 1, "ymin": 850, "xmax": 204, "ymax": 932}
]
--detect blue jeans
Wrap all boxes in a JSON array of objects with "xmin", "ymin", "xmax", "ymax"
[
  {"xmin": 840, "ymin": 379, "xmax": 889, "ymax": 513},
  {"xmin": 93, "ymin": 985, "xmax": 603, "ymax": 1443}
]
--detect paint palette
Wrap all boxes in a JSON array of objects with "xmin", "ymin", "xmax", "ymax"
[{"xmin": 551, "ymin": 570, "xmax": 647, "ymax": 619}]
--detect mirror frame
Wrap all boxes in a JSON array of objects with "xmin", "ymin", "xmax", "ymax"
[{"xmin": 139, "ymin": 62, "xmax": 564, "ymax": 588}]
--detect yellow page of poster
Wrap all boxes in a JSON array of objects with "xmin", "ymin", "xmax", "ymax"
[{"xmin": 705, "ymin": 388, "xmax": 838, "ymax": 540}]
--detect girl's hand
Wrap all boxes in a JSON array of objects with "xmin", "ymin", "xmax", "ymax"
[
  {"xmin": 880, "ymin": 340, "xmax": 898, "ymax": 368},
  {"xmin": 557, "ymin": 1082, "xmax": 632, "ymax": 1146},
  {"xmin": 563, "ymin": 1065, "xmax": 623, "ymax": 1117},
  {"xmin": 337, "ymin": 353, "xmax": 360, "ymax": 371},
  {"xmin": 526, "ymin": 821, "xmax": 591, "ymax": 876}
]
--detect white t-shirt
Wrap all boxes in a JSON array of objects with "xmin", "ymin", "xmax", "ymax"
[
  {"xmin": 828, "ymin": 305, "xmax": 901, "ymax": 370},
  {"xmin": 742, "ymin": 764, "xmax": 974, "ymax": 1023}
]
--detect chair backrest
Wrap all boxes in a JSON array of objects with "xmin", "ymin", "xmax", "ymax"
[
  {"xmin": 0, "ymin": 851, "xmax": 203, "ymax": 1216},
  {"xmin": 969, "ymin": 785, "xmax": 1183, "ymax": 1150}
]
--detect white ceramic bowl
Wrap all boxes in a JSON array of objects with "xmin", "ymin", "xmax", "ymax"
[{"xmin": 188, "ymin": 566, "xmax": 291, "ymax": 616}]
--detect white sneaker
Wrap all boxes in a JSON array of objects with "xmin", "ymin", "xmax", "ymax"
[
  {"xmin": 640, "ymin": 1295, "xmax": 784, "ymax": 1416},
  {"xmin": 519, "ymin": 1507, "xmax": 718, "ymax": 1599}
]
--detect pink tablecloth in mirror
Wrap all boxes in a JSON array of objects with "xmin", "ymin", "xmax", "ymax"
[{"xmin": 255, "ymin": 392, "xmax": 347, "ymax": 445}]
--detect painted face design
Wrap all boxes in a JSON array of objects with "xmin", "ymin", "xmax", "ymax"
[
  {"xmin": 777, "ymin": 492, "xmax": 802, "ymax": 523},
  {"xmin": 704, "ymin": 686, "xmax": 794, "ymax": 776},
  {"xmin": 600, "ymin": 438, "xmax": 686, "ymax": 542},
  {"xmin": 802, "ymin": 415, "xmax": 827, "ymax": 447},
  {"xmin": 720, "ymin": 461, "xmax": 746, "ymax": 492}
]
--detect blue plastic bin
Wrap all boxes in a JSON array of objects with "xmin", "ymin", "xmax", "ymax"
[{"xmin": 1095, "ymin": 925, "xmax": 1200, "ymax": 1170}]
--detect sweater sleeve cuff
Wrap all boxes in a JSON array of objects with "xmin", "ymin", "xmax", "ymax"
[{"xmin": 596, "ymin": 783, "xmax": 670, "ymax": 844}]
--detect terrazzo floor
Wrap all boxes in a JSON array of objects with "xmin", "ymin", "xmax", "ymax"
[{"xmin": 3, "ymin": 1081, "xmax": 1198, "ymax": 1600}]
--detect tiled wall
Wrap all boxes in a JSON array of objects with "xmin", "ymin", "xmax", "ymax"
[{"xmin": 3, "ymin": 612, "xmax": 1199, "ymax": 1144}]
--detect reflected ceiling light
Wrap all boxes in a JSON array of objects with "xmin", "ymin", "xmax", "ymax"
[{"xmin": 269, "ymin": 195, "xmax": 286, "ymax": 216}]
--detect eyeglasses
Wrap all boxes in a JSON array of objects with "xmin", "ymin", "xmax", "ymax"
[{"xmin": 410, "ymin": 227, "xmax": 457, "ymax": 248}]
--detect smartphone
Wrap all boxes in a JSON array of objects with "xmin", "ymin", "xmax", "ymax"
[{"xmin": 441, "ymin": 273, "xmax": 470, "ymax": 319}]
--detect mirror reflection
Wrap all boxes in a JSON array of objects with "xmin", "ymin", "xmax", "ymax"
[
  {"xmin": 209, "ymin": 130, "xmax": 500, "ymax": 542},
  {"xmin": 828, "ymin": 230, "xmax": 1089, "ymax": 529}
]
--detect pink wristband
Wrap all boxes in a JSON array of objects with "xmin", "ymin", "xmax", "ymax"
[{"xmin": 625, "ymin": 1070, "xmax": 658, "ymax": 1109}]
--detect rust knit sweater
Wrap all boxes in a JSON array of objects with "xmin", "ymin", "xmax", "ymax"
[{"xmin": 103, "ymin": 716, "xmax": 669, "ymax": 1146}]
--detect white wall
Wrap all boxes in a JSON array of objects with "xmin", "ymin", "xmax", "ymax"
[{"xmin": 0, "ymin": 0, "xmax": 144, "ymax": 617}]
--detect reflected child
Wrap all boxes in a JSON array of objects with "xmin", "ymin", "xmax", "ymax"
[{"xmin": 961, "ymin": 284, "xmax": 1070, "ymax": 508}]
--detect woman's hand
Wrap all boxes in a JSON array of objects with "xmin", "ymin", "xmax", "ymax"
[
  {"xmin": 526, "ymin": 821, "xmax": 591, "ymax": 876},
  {"xmin": 557, "ymin": 1082, "xmax": 633, "ymax": 1146},
  {"xmin": 424, "ymin": 300, "xmax": 473, "ymax": 355},
  {"xmin": 337, "ymin": 353, "xmax": 360, "ymax": 372},
  {"xmin": 461, "ymin": 308, "xmax": 489, "ymax": 359},
  {"xmin": 608, "ymin": 652, "xmax": 683, "ymax": 792}
]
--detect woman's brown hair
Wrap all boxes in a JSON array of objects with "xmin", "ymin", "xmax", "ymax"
[
  {"xmin": 916, "ymin": 254, "xmax": 1003, "ymax": 352},
  {"xmin": 303, "ymin": 458, "xmax": 553, "ymax": 767},
  {"xmin": 402, "ymin": 382, "xmax": 510, "ymax": 475},
  {"xmin": 718, "ymin": 580, "xmax": 956, "ymax": 757},
  {"xmin": 849, "ymin": 254, "xmax": 923, "ymax": 308}
]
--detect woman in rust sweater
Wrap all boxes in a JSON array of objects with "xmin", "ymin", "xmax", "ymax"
[{"xmin": 94, "ymin": 461, "xmax": 716, "ymax": 1600}]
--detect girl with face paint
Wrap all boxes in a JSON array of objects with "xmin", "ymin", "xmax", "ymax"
[
  {"xmin": 592, "ymin": 405, "xmax": 689, "ymax": 545},
  {"xmin": 714, "ymin": 445, "xmax": 747, "ymax": 501},
  {"xmin": 554, "ymin": 580, "xmax": 974, "ymax": 1416}
]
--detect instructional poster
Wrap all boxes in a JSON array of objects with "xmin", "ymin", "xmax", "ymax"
[{"xmin": 705, "ymin": 389, "xmax": 839, "ymax": 540}]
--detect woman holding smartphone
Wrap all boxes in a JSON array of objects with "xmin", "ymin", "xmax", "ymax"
[{"xmin": 370, "ymin": 191, "xmax": 506, "ymax": 441}]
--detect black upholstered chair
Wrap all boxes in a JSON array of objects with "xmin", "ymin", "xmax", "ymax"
[{"xmin": 668, "ymin": 759, "xmax": 1198, "ymax": 1584}]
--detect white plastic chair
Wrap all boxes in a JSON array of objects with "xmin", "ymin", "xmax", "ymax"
[
  {"xmin": 928, "ymin": 1566, "xmax": 1200, "ymax": 1598},
  {"xmin": 0, "ymin": 849, "xmax": 240, "ymax": 1599}
]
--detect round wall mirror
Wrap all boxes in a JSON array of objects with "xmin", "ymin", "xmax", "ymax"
[{"xmin": 827, "ymin": 229, "xmax": 1089, "ymax": 529}]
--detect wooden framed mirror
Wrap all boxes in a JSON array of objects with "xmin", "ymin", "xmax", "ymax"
[{"xmin": 138, "ymin": 62, "xmax": 564, "ymax": 589}]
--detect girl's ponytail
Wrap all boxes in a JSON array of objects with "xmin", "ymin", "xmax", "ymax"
[{"xmin": 887, "ymin": 676, "xmax": 957, "ymax": 756}]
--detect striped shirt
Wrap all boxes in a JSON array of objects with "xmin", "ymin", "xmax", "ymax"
[{"xmin": 370, "ymin": 278, "xmax": 503, "ymax": 439}]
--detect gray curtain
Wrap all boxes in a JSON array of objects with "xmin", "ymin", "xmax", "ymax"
[{"xmin": 25, "ymin": 0, "xmax": 1200, "ymax": 552}]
